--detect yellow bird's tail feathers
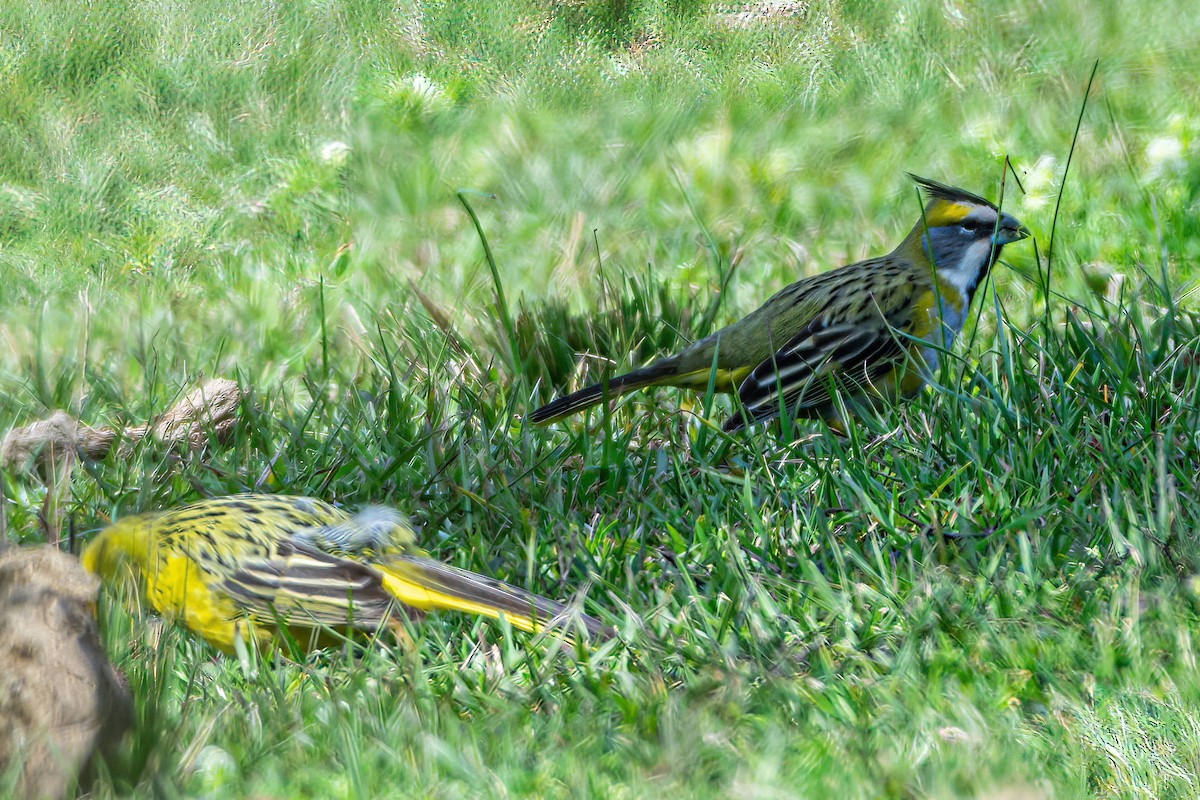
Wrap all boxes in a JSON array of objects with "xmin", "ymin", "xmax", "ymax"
[
  {"xmin": 376, "ymin": 555, "xmax": 612, "ymax": 640},
  {"xmin": 527, "ymin": 366, "xmax": 668, "ymax": 425}
]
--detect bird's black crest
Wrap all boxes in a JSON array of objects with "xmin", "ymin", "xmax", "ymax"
[{"xmin": 906, "ymin": 173, "xmax": 997, "ymax": 211}]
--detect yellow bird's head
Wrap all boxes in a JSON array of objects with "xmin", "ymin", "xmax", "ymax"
[
  {"xmin": 80, "ymin": 517, "xmax": 152, "ymax": 586},
  {"xmin": 901, "ymin": 174, "xmax": 1030, "ymax": 303}
]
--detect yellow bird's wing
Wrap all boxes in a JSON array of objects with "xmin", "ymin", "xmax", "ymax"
[
  {"xmin": 729, "ymin": 318, "xmax": 909, "ymax": 430},
  {"xmin": 222, "ymin": 510, "xmax": 611, "ymax": 640},
  {"xmin": 218, "ymin": 539, "xmax": 401, "ymax": 631}
]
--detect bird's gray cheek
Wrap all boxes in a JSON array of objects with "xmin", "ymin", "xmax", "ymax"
[{"xmin": 921, "ymin": 235, "xmax": 942, "ymax": 265}]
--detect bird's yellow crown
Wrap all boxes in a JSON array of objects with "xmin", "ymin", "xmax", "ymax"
[{"xmin": 907, "ymin": 174, "xmax": 998, "ymax": 226}]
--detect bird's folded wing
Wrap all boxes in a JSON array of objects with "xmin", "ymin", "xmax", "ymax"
[
  {"xmin": 218, "ymin": 540, "xmax": 396, "ymax": 629},
  {"xmin": 734, "ymin": 320, "xmax": 908, "ymax": 423}
]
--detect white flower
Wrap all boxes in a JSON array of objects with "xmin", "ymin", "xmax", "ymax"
[
  {"xmin": 1145, "ymin": 135, "xmax": 1185, "ymax": 178},
  {"xmin": 1020, "ymin": 154, "xmax": 1057, "ymax": 212},
  {"xmin": 318, "ymin": 140, "xmax": 351, "ymax": 166},
  {"xmin": 404, "ymin": 72, "xmax": 448, "ymax": 111},
  {"xmin": 192, "ymin": 745, "xmax": 238, "ymax": 789}
]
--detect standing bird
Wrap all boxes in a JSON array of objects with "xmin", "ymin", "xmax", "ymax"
[
  {"xmin": 82, "ymin": 494, "xmax": 608, "ymax": 654},
  {"xmin": 529, "ymin": 175, "xmax": 1030, "ymax": 431}
]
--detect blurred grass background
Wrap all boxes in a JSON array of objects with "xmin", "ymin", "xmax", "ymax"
[{"xmin": 2, "ymin": 0, "xmax": 1199, "ymax": 796}]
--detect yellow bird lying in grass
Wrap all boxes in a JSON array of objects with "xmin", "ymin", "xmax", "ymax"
[{"xmin": 82, "ymin": 494, "xmax": 608, "ymax": 653}]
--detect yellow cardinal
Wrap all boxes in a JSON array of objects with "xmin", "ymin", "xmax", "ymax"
[
  {"xmin": 82, "ymin": 494, "xmax": 607, "ymax": 653},
  {"xmin": 530, "ymin": 175, "xmax": 1030, "ymax": 430}
]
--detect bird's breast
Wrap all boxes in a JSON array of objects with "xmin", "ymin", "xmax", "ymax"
[
  {"xmin": 144, "ymin": 550, "xmax": 248, "ymax": 653},
  {"xmin": 905, "ymin": 284, "xmax": 971, "ymax": 382},
  {"xmin": 912, "ymin": 285, "xmax": 968, "ymax": 347}
]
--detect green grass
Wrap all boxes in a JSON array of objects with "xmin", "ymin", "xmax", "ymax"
[{"xmin": 2, "ymin": 0, "xmax": 1200, "ymax": 796}]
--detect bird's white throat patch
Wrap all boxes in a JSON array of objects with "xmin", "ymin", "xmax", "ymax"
[{"xmin": 937, "ymin": 237, "xmax": 994, "ymax": 300}]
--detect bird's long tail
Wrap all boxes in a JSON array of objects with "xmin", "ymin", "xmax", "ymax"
[
  {"xmin": 528, "ymin": 362, "xmax": 683, "ymax": 425},
  {"xmin": 376, "ymin": 555, "xmax": 611, "ymax": 640}
]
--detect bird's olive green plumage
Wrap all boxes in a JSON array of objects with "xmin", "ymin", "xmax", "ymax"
[
  {"xmin": 82, "ymin": 494, "xmax": 608, "ymax": 653},
  {"xmin": 529, "ymin": 175, "xmax": 1030, "ymax": 430}
]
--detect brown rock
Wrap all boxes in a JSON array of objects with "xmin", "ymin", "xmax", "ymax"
[{"xmin": 0, "ymin": 547, "xmax": 132, "ymax": 799}]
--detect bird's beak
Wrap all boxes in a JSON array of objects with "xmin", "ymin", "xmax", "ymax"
[{"xmin": 993, "ymin": 213, "xmax": 1030, "ymax": 246}]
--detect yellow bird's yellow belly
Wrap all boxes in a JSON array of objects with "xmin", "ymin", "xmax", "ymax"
[
  {"xmin": 143, "ymin": 552, "xmax": 263, "ymax": 654},
  {"xmin": 901, "ymin": 284, "xmax": 970, "ymax": 395}
]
